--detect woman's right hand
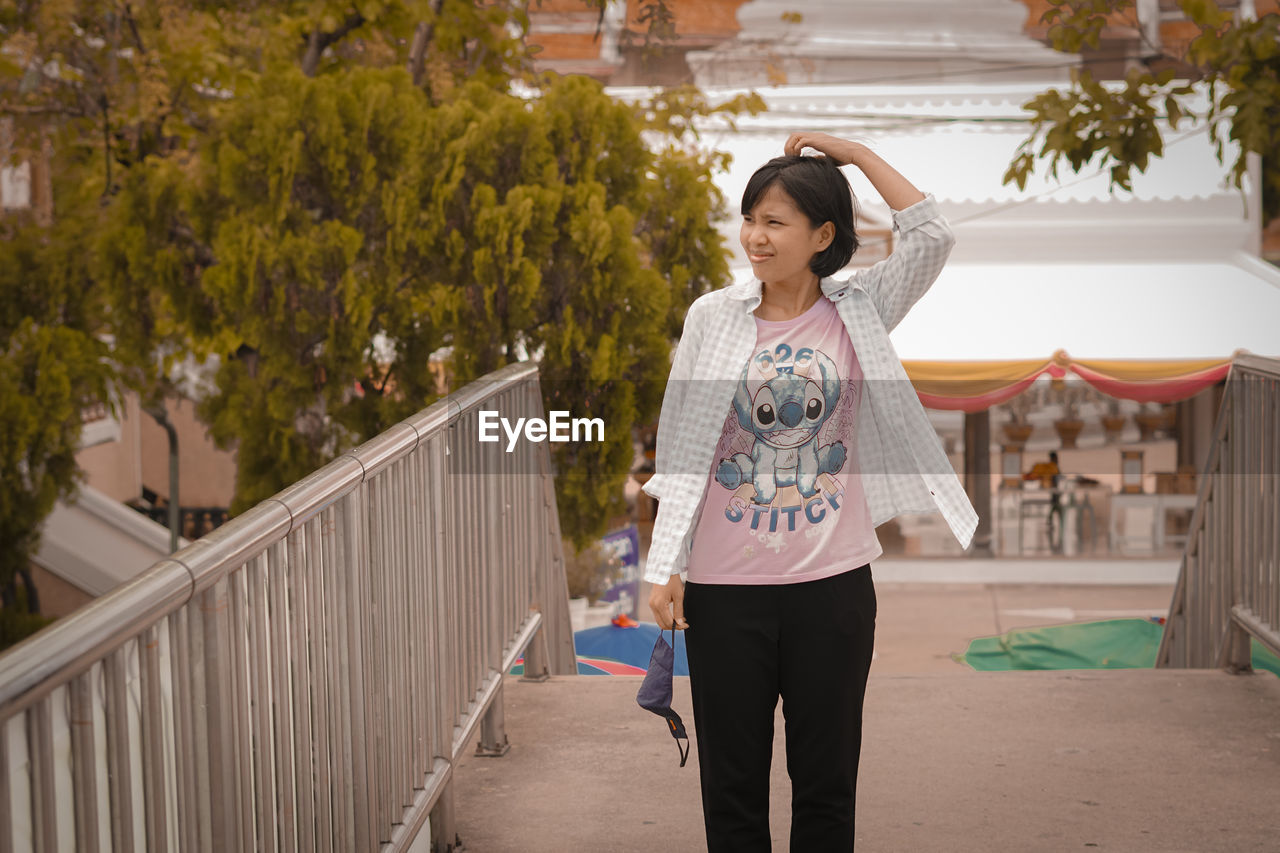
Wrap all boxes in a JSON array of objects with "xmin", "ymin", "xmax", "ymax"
[
  {"xmin": 649, "ymin": 575, "xmax": 688, "ymax": 631},
  {"xmin": 783, "ymin": 131, "xmax": 867, "ymax": 167}
]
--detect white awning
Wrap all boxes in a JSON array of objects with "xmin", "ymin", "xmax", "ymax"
[
  {"xmin": 726, "ymin": 252, "xmax": 1280, "ymax": 361},
  {"xmin": 890, "ymin": 254, "xmax": 1280, "ymax": 361}
]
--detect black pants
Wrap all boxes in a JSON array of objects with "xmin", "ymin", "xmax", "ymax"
[{"xmin": 684, "ymin": 565, "xmax": 876, "ymax": 852}]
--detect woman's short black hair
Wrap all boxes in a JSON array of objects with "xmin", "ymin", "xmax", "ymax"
[{"xmin": 741, "ymin": 154, "xmax": 858, "ymax": 278}]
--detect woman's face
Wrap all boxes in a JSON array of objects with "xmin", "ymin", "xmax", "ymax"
[{"xmin": 740, "ymin": 183, "xmax": 832, "ymax": 287}]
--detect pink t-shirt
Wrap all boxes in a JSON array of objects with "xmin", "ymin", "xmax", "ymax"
[{"xmin": 687, "ymin": 297, "xmax": 882, "ymax": 584}]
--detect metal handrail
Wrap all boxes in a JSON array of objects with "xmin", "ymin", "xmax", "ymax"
[
  {"xmin": 0, "ymin": 361, "xmax": 577, "ymax": 851},
  {"xmin": 1157, "ymin": 353, "xmax": 1280, "ymax": 671}
]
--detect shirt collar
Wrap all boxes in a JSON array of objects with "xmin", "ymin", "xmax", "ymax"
[{"xmin": 723, "ymin": 275, "xmax": 857, "ymax": 313}]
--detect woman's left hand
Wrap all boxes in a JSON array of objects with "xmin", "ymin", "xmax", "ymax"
[{"xmin": 784, "ymin": 132, "xmax": 867, "ymax": 167}]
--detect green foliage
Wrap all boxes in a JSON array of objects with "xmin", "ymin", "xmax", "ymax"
[
  {"xmin": 0, "ymin": 584, "xmax": 54, "ymax": 652},
  {"xmin": 97, "ymin": 65, "xmax": 730, "ymax": 543},
  {"xmin": 0, "ymin": 211, "xmax": 113, "ymax": 608},
  {"xmin": 1038, "ymin": 0, "xmax": 1124, "ymax": 53},
  {"xmin": 1005, "ymin": 0, "xmax": 1280, "ymax": 223},
  {"xmin": 2, "ymin": 0, "xmax": 750, "ymax": 558}
]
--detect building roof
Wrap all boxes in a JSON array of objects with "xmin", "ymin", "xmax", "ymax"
[
  {"xmin": 34, "ymin": 485, "xmax": 186, "ymax": 597},
  {"xmin": 608, "ymin": 80, "xmax": 1277, "ymax": 364}
]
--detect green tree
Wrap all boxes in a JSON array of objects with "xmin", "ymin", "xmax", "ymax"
[
  {"xmin": 0, "ymin": 191, "xmax": 112, "ymax": 645},
  {"xmin": 100, "ymin": 65, "xmax": 729, "ymax": 542},
  {"xmin": 1004, "ymin": 0, "xmax": 1279, "ymax": 223},
  {"xmin": 2, "ymin": 0, "xmax": 753, "ymax": 595}
]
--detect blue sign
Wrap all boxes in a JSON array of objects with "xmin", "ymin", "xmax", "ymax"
[{"xmin": 599, "ymin": 525, "xmax": 641, "ymax": 618}]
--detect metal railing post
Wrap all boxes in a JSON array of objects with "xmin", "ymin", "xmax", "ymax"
[
  {"xmin": 474, "ymin": 683, "xmax": 511, "ymax": 757},
  {"xmin": 428, "ymin": 782, "xmax": 459, "ymax": 853},
  {"xmin": 520, "ymin": 621, "xmax": 552, "ymax": 682}
]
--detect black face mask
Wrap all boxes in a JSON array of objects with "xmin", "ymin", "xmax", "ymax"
[{"xmin": 636, "ymin": 626, "xmax": 690, "ymax": 767}]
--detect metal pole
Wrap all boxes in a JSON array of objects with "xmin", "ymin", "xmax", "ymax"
[{"xmin": 145, "ymin": 404, "xmax": 181, "ymax": 553}]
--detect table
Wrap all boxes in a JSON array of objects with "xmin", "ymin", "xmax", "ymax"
[
  {"xmin": 997, "ymin": 481, "xmax": 1097, "ymax": 556},
  {"xmin": 1109, "ymin": 493, "xmax": 1198, "ymax": 554}
]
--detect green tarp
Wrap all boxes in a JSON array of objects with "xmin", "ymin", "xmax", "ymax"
[{"xmin": 962, "ymin": 618, "xmax": 1280, "ymax": 677}]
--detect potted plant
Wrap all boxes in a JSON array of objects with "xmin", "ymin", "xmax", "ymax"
[
  {"xmin": 1053, "ymin": 385, "xmax": 1085, "ymax": 449},
  {"xmin": 1134, "ymin": 403, "xmax": 1165, "ymax": 442},
  {"xmin": 1001, "ymin": 393, "xmax": 1035, "ymax": 448},
  {"xmin": 563, "ymin": 540, "xmax": 623, "ymax": 607},
  {"xmin": 1101, "ymin": 399, "xmax": 1127, "ymax": 442}
]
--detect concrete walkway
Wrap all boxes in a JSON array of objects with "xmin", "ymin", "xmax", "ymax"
[
  {"xmin": 454, "ymin": 670, "xmax": 1280, "ymax": 852},
  {"xmin": 451, "ymin": 581, "xmax": 1278, "ymax": 851}
]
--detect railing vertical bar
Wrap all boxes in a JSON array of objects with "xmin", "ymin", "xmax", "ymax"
[
  {"xmin": 460, "ymin": 421, "xmax": 473, "ymax": 716},
  {"xmin": 1224, "ymin": 392, "xmax": 1233, "ymax": 654},
  {"xmin": 1256, "ymin": 377, "xmax": 1266, "ymax": 614},
  {"xmin": 139, "ymin": 624, "xmax": 168, "ymax": 852},
  {"xmin": 227, "ymin": 568, "xmax": 256, "ymax": 851},
  {"xmin": 324, "ymin": 503, "xmax": 355, "ymax": 853},
  {"xmin": 1243, "ymin": 377, "xmax": 1256, "ymax": 617},
  {"xmin": 1233, "ymin": 382, "xmax": 1244, "ymax": 663},
  {"xmin": 1264, "ymin": 379, "xmax": 1274, "ymax": 625},
  {"xmin": 365, "ymin": 477, "xmax": 388, "ymax": 841},
  {"xmin": 385, "ymin": 471, "xmax": 400, "ymax": 829},
  {"xmin": 458, "ymin": 429, "xmax": 473, "ymax": 720},
  {"xmin": 393, "ymin": 462, "xmax": 410, "ymax": 805},
  {"xmin": 69, "ymin": 672, "xmax": 99, "ymax": 853},
  {"xmin": 304, "ymin": 521, "xmax": 333, "ymax": 853},
  {"xmin": 384, "ymin": 466, "xmax": 399, "ymax": 824},
  {"xmin": 246, "ymin": 554, "xmax": 278, "ymax": 852},
  {"xmin": 27, "ymin": 695, "xmax": 55, "ymax": 852},
  {"xmin": 477, "ymin": 415, "xmax": 490, "ymax": 682},
  {"xmin": 465, "ymin": 412, "xmax": 476, "ymax": 703},
  {"xmin": 382, "ymin": 471, "xmax": 399, "ymax": 821},
  {"xmin": 167, "ymin": 608, "xmax": 199, "ymax": 853},
  {"xmin": 0, "ymin": 715, "xmax": 12, "ymax": 853},
  {"xmin": 338, "ymin": 488, "xmax": 375, "ymax": 852},
  {"xmin": 525, "ymin": 388, "xmax": 539, "ymax": 619},
  {"xmin": 1261, "ymin": 377, "xmax": 1274, "ymax": 625},
  {"xmin": 442, "ymin": 425, "xmax": 458, "ymax": 744},
  {"xmin": 187, "ymin": 596, "xmax": 214, "ymax": 851},
  {"xmin": 266, "ymin": 540, "xmax": 298, "ymax": 853},
  {"xmin": 484, "ymin": 415, "xmax": 497, "ymax": 675},
  {"xmin": 431, "ymin": 432, "xmax": 454, "ymax": 768},
  {"xmin": 501, "ymin": 386, "xmax": 511, "ymax": 644},
  {"xmin": 287, "ymin": 529, "xmax": 317, "ymax": 853},
  {"xmin": 456, "ymin": 425, "xmax": 468, "ymax": 722},
  {"xmin": 383, "ymin": 471, "xmax": 399, "ymax": 833},
  {"xmin": 104, "ymin": 646, "xmax": 135, "ymax": 853},
  {"xmin": 422, "ymin": 440, "xmax": 436, "ymax": 776},
  {"xmin": 472, "ymin": 415, "xmax": 487, "ymax": 699},
  {"xmin": 408, "ymin": 446, "xmax": 428, "ymax": 784},
  {"xmin": 504, "ymin": 397, "xmax": 514, "ymax": 630}
]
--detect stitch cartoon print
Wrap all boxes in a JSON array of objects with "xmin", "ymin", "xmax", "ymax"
[{"xmin": 710, "ymin": 340, "xmax": 857, "ymax": 541}]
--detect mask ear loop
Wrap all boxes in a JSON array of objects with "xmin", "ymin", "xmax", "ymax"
[{"xmin": 670, "ymin": 624, "xmax": 689, "ymax": 767}]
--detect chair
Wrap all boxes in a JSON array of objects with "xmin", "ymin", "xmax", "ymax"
[
  {"xmin": 1017, "ymin": 491, "xmax": 1059, "ymax": 555},
  {"xmin": 1113, "ymin": 504, "xmax": 1157, "ymax": 554}
]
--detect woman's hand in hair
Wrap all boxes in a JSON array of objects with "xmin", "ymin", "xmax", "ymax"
[
  {"xmin": 787, "ymin": 131, "xmax": 926, "ymax": 211},
  {"xmin": 784, "ymin": 132, "xmax": 868, "ymax": 168}
]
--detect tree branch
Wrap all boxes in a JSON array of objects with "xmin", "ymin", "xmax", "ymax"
[
  {"xmin": 408, "ymin": 0, "xmax": 448, "ymax": 88},
  {"xmin": 301, "ymin": 11, "xmax": 367, "ymax": 77},
  {"xmin": 122, "ymin": 2, "xmax": 148, "ymax": 55}
]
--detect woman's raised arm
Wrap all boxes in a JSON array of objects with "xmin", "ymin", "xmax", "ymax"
[{"xmin": 783, "ymin": 131, "xmax": 925, "ymax": 212}]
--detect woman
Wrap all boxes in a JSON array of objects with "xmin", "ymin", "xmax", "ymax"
[{"xmin": 642, "ymin": 131, "xmax": 978, "ymax": 851}]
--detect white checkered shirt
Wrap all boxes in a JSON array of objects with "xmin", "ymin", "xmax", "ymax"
[{"xmin": 642, "ymin": 194, "xmax": 978, "ymax": 584}]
